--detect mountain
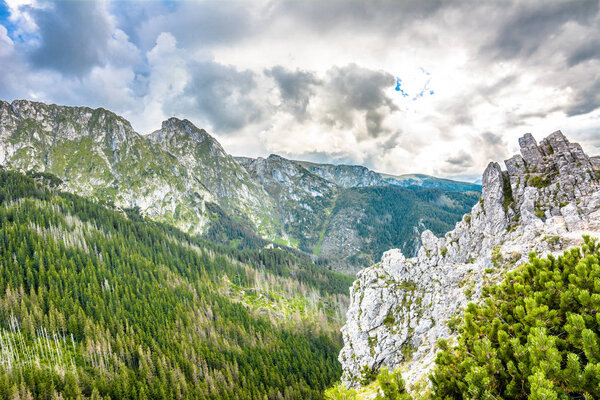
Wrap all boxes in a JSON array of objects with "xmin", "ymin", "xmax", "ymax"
[
  {"xmin": 0, "ymin": 99, "xmax": 479, "ymax": 272},
  {"xmin": 295, "ymin": 160, "xmax": 482, "ymax": 192},
  {"xmin": 380, "ymin": 173, "xmax": 482, "ymax": 192},
  {"xmin": 237, "ymin": 154, "xmax": 480, "ymax": 272},
  {"xmin": 336, "ymin": 130, "xmax": 600, "ymax": 396},
  {"xmin": 0, "ymin": 100, "xmax": 280, "ymax": 240},
  {"xmin": 0, "ymin": 168, "xmax": 353, "ymax": 399}
]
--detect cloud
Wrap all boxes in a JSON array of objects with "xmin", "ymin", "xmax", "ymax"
[
  {"xmin": 27, "ymin": 1, "xmax": 113, "ymax": 76},
  {"xmin": 566, "ymin": 77, "xmax": 600, "ymax": 117},
  {"xmin": 270, "ymin": 1, "xmax": 444, "ymax": 36},
  {"xmin": 1, "ymin": 0, "xmax": 600, "ymax": 179},
  {"xmin": 134, "ymin": 1, "xmax": 254, "ymax": 51},
  {"xmin": 567, "ymin": 37, "xmax": 600, "ymax": 67},
  {"xmin": 445, "ymin": 151, "xmax": 474, "ymax": 168},
  {"xmin": 319, "ymin": 64, "xmax": 396, "ymax": 139},
  {"xmin": 265, "ymin": 66, "xmax": 321, "ymax": 121},
  {"xmin": 177, "ymin": 62, "xmax": 264, "ymax": 132},
  {"xmin": 483, "ymin": 0, "xmax": 599, "ymax": 61},
  {"xmin": 472, "ymin": 132, "xmax": 507, "ymax": 162}
]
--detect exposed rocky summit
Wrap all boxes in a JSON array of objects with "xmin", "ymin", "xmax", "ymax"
[{"xmin": 339, "ymin": 130, "xmax": 600, "ymax": 392}]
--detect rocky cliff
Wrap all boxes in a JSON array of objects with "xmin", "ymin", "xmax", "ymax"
[{"xmin": 339, "ymin": 130, "xmax": 600, "ymax": 392}]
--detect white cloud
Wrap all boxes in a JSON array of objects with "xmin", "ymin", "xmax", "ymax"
[{"xmin": 0, "ymin": 0, "xmax": 598, "ymax": 180}]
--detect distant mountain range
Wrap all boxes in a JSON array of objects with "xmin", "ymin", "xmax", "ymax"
[{"xmin": 0, "ymin": 99, "xmax": 480, "ymax": 272}]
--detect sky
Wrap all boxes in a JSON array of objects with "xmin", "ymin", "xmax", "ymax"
[{"xmin": 0, "ymin": 0, "xmax": 599, "ymax": 181}]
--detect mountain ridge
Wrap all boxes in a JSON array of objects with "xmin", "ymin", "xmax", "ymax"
[
  {"xmin": 0, "ymin": 99, "xmax": 479, "ymax": 272},
  {"xmin": 236, "ymin": 155, "xmax": 482, "ymax": 192}
]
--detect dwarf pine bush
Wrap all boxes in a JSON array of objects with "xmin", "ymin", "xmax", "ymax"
[{"xmin": 431, "ymin": 236, "xmax": 600, "ymax": 399}]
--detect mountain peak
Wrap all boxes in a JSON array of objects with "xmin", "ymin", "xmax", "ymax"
[{"xmin": 151, "ymin": 117, "xmax": 216, "ymax": 147}]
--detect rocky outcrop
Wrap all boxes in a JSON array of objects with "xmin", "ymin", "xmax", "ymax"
[{"xmin": 339, "ymin": 130, "xmax": 600, "ymax": 391}]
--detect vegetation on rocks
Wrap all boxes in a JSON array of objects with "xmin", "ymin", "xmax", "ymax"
[
  {"xmin": 431, "ymin": 237, "xmax": 600, "ymax": 399},
  {"xmin": 329, "ymin": 238, "xmax": 600, "ymax": 399}
]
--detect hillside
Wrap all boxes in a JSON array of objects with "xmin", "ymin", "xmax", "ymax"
[
  {"xmin": 0, "ymin": 169, "xmax": 353, "ymax": 399},
  {"xmin": 238, "ymin": 155, "xmax": 479, "ymax": 272},
  {"xmin": 0, "ymin": 99, "xmax": 478, "ymax": 273},
  {"xmin": 335, "ymin": 130, "xmax": 600, "ymax": 396}
]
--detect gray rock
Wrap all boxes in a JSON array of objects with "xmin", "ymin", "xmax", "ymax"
[
  {"xmin": 518, "ymin": 133, "xmax": 544, "ymax": 168},
  {"xmin": 339, "ymin": 130, "xmax": 600, "ymax": 392}
]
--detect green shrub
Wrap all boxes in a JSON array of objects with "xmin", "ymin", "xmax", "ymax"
[
  {"xmin": 502, "ymin": 172, "xmax": 515, "ymax": 212},
  {"xmin": 383, "ymin": 312, "xmax": 396, "ymax": 327},
  {"xmin": 431, "ymin": 237, "xmax": 600, "ymax": 399},
  {"xmin": 528, "ymin": 175, "xmax": 551, "ymax": 188},
  {"xmin": 376, "ymin": 367, "xmax": 411, "ymax": 400},
  {"xmin": 325, "ymin": 385, "xmax": 359, "ymax": 399}
]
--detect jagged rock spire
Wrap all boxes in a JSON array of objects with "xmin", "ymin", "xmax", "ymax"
[{"xmin": 518, "ymin": 133, "xmax": 544, "ymax": 168}]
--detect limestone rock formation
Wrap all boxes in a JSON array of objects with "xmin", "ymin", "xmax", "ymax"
[{"xmin": 339, "ymin": 130, "xmax": 600, "ymax": 391}]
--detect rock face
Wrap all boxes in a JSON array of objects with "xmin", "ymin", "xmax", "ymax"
[
  {"xmin": 339, "ymin": 130, "xmax": 600, "ymax": 390},
  {"xmin": 237, "ymin": 154, "xmax": 338, "ymax": 251}
]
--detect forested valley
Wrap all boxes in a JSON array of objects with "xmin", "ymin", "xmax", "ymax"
[{"xmin": 0, "ymin": 169, "xmax": 353, "ymax": 399}]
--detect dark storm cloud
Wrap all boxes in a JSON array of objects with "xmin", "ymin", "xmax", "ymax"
[
  {"xmin": 483, "ymin": 0, "xmax": 599, "ymax": 61},
  {"xmin": 567, "ymin": 37, "xmax": 600, "ymax": 67},
  {"xmin": 27, "ymin": 1, "xmax": 112, "ymax": 76},
  {"xmin": 320, "ymin": 64, "xmax": 396, "ymax": 138},
  {"xmin": 167, "ymin": 62, "xmax": 263, "ymax": 133},
  {"xmin": 265, "ymin": 66, "xmax": 321, "ymax": 121},
  {"xmin": 326, "ymin": 64, "xmax": 396, "ymax": 111}
]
